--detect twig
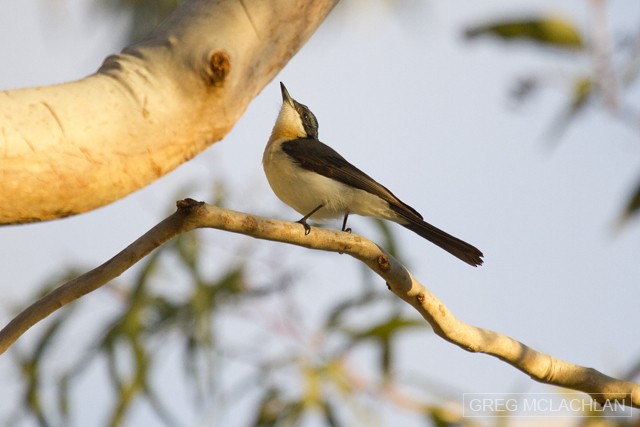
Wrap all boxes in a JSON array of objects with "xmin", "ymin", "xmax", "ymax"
[{"xmin": 1, "ymin": 199, "xmax": 638, "ymax": 408}]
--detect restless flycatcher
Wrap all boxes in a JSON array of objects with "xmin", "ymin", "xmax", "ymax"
[{"xmin": 262, "ymin": 82, "xmax": 483, "ymax": 267}]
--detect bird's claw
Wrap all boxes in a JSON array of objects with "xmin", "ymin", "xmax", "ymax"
[{"xmin": 297, "ymin": 219, "xmax": 311, "ymax": 235}]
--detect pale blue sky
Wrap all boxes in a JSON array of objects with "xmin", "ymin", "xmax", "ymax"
[{"xmin": 1, "ymin": 0, "xmax": 639, "ymax": 425}]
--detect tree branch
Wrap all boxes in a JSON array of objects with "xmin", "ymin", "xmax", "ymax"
[
  {"xmin": 0, "ymin": 0, "xmax": 337, "ymax": 224},
  {"xmin": 1, "ymin": 199, "xmax": 638, "ymax": 409}
]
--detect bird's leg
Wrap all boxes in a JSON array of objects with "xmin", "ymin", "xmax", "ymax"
[
  {"xmin": 341, "ymin": 212, "xmax": 352, "ymax": 233},
  {"xmin": 297, "ymin": 204, "xmax": 324, "ymax": 235},
  {"xmin": 338, "ymin": 212, "xmax": 352, "ymax": 255}
]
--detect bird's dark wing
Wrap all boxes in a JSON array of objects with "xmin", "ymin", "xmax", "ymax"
[
  {"xmin": 281, "ymin": 138, "xmax": 484, "ymax": 266},
  {"xmin": 281, "ymin": 138, "xmax": 423, "ymax": 220}
]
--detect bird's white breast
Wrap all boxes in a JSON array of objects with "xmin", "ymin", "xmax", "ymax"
[{"xmin": 263, "ymin": 139, "xmax": 393, "ymax": 222}]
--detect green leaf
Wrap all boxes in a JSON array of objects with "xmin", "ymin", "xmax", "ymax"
[
  {"xmin": 426, "ymin": 407, "xmax": 458, "ymax": 427},
  {"xmin": 546, "ymin": 76, "xmax": 592, "ymax": 140},
  {"xmin": 465, "ymin": 16, "xmax": 583, "ymax": 49},
  {"xmin": 325, "ymin": 290, "xmax": 388, "ymax": 330},
  {"xmin": 344, "ymin": 314, "xmax": 424, "ymax": 375},
  {"xmin": 620, "ymin": 177, "xmax": 640, "ymax": 224},
  {"xmin": 251, "ymin": 389, "xmax": 283, "ymax": 426},
  {"xmin": 321, "ymin": 401, "xmax": 340, "ymax": 427},
  {"xmin": 348, "ymin": 315, "xmax": 423, "ymax": 343},
  {"xmin": 251, "ymin": 389, "xmax": 305, "ymax": 427}
]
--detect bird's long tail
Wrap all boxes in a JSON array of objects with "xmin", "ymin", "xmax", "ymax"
[{"xmin": 399, "ymin": 217, "xmax": 484, "ymax": 267}]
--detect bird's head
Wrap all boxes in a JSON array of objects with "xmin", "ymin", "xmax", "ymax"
[{"xmin": 271, "ymin": 82, "xmax": 319, "ymax": 141}]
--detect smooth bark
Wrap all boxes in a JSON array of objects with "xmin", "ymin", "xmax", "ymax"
[{"xmin": 0, "ymin": 0, "xmax": 337, "ymax": 224}]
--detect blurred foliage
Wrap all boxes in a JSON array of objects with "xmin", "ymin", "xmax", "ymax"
[
  {"xmin": 466, "ymin": 10, "xmax": 640, "ymax": 223},
  {"xmin": 622, "ymin": 176, "xmax": 640, "ymax": 226},
  {"xmin": 6, "ymin": 2, "xmax": 640, "ymax": 426},
  {"xmin": 7, "ymin": 196, "xmax": 634, "ymax": 426},
  {"xmin": 5, "ymin": 187, "xmax": 470, "ymax": 426},
  {"xmin": 546, "ymin": 76, "xmax": 593, "ymax": 139},
  {"xmin": 465, "ymin": 16, "xmax": 583, "ymax": 49},
  {"xmin": 9, "ymin": 272, "xmax": 82, "ymax": 427},
  {"xmin": 95, "ymin": 0, "xmax": 183, "ymax": 43}
]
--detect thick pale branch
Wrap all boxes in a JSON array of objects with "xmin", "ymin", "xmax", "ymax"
[
  {"xmin": 0, "ymin": 200, "xmax": 637, "ymax": 409},
  {"xmin": 0, "ymin": 0, "xmax": 337, "ymax": 224}
]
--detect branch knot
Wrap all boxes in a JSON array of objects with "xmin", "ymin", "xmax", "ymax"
[
  {"xmin": 205, "ymin": 50, "xmax": 231, "ymax": 87},
  {"xmin": 377, "ymin": 254, "xmax": 390, "ymax": 271}
]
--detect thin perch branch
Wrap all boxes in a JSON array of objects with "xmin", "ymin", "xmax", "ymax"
[{"xmin": 0, "ymin": 199, "xmax": 638, "ymax": 409}]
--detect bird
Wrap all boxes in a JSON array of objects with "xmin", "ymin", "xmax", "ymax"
[{"xmin": 262, "ymin": 82, "xmax": 484, "ymax": 267}]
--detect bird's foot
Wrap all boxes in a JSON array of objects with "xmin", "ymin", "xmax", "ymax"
[
  {"xmin": 297, "ymin": 204, "xmax": 324, "ymax": 236},
  {"xmin": 296, "ymin": 219, "xmax": 312, "ymax": 235}
]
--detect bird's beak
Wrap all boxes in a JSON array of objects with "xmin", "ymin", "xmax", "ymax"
[{"xmin": 280, "ymin": 82, "xmax": 294, "ymax": 106}]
